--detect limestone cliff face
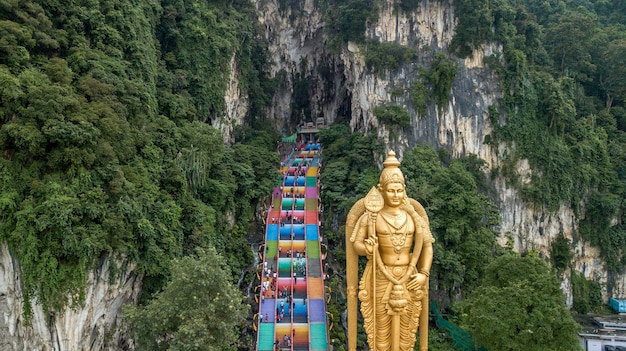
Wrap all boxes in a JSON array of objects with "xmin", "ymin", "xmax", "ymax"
[
  {"xmin": 215, "ymin": 53, "xmax": 249, "ymax": 144},
  {"xmin": 0, "ymin": 243, "xmax": 141, "ymax": 351},
  {"xmin": 253, "ymin": 0, "xmax": 625, "ymax": 302}
]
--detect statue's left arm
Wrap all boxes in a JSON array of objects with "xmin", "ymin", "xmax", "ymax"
[
  {"xmin": 405, "ymin": 228, "xmax": 433, "ymax": 290},
  {"xmin": 405, "ymin": 200, "xmax": 435, "ymax": 290},
  {"xmin": 418, "ymin": 225, "xmax": 434, "ymax": 276}
]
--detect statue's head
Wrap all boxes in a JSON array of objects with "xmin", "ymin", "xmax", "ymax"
[{"xmin": 378, "ymin": 151, "xmax": 406, "ymax": 207}]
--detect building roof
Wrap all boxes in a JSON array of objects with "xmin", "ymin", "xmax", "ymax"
[{"xmin": 577, "ymin": 314, "xmax": 626, "ymax": 340}]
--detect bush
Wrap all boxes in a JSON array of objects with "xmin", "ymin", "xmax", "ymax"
[
  {"xmin": 365, "ymin": 40, "xmax": 418, "ymax": 73},
  {"xmin": 373, "ymin": 104, "xmax": 411, "ymax": 129}
]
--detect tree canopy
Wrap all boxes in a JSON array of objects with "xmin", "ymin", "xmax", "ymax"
[
  {"xmin": 461, "ymin": 254, "xmax": 581, "ymax": 351},
  {"xmin": 0, "ymin": 0, "xmax": 277, "ymax": 318},
  {"xmin": 125, "ymin": 246, "xmax": 249, "ymax": 351}
]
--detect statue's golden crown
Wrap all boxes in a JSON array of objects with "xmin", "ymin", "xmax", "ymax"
[{"xmin": 379, "ymin": 151, "xmax": 405, "ymax": 186}]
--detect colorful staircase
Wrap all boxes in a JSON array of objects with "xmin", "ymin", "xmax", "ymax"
[{"xmin": 256, "ymin": 141, "xmax": 329, "ymax": 351}]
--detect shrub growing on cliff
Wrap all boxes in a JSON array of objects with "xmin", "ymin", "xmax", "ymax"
[
  {"xmin": 409, "ymin": 80, "xmax": 429, "ymax": 116},
  {"xmin": 423, "ymin": 53, "xmax": 457, "ymax": 111},
  {"xmin": 397, "ymin": 0, "xmax": 420, "ymax": 12},
  {"xmin": 549, "ymin": 233, "xmax": 573, "ymax": 272},
  {"xmin": 320, "ymin": 0, "xmax": 379, "ymax": 48},
  {"xmin": 373, "ymin": 104, "xmax": 411, "ymax": 129},
  {"xmin": 364, "ymin": 40, "xmax": 418, "ymax": 73}
]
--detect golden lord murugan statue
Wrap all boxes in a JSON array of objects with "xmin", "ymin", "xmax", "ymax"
[{"xmin": 346, "ymin": 151, "xmax": 434, "ymax": 351}]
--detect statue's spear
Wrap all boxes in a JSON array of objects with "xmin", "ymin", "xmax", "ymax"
[
  {"xmin": 365, "ymin": 187, "xmax": 384, "ymax": 350},
  {"xmin": 346, "ymin": 187, "xmax": 383, "ymax": 351}
]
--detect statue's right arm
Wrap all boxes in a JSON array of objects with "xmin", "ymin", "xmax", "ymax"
[{"xmin": 352, "ymin": 214, "xmax": 370, "ymax": 256}]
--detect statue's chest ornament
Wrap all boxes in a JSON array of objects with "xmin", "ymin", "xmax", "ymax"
[{"xmin": 379, "ymin": 211, "xmax": 409, "ymax": 254}]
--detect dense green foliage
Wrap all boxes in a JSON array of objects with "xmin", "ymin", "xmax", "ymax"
[
  {"xmin": 422, "ymin": 53, "xmax": 458, "ymax": 111},
  {"xmin": 461, "ymin": 254, "xmax": 581, "ymax": 351},
  {"xmin": 407, "ymin": 53, "xmax": 459, "ymax": 114},
  {"xmin": 450, "ymin": 0, "xmax": 502, "ymax": 58},
  {"xmin": 0, "ymin": 0, "xmax": 276, "ymax": 320},
  {"xmin": 578, "ymin": 190, "xmax": 626, "ymax": 274},
  {"xmin": 427, "ymin": 329, "xmax": 457, "ymax": 351},
  {"xmin": 317, "ymin": 122, "xmax": 383, "ymax": 351},
  {"xmin": 410, "ymin": 80, "xmax": 429, "ymax": 116},
  {"xmin": 158, "ymin": 0, "xmax": 276, "ymax": 122},
  {"xmin": 125, "ymin": 246, "xmax": 249, "ymax": 351},
  {"xmin": 319, "ymin": 123, "xmax": 384, "ymax": 213}
]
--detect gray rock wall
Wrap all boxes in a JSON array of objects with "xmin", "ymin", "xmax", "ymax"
[{"xmin": 0, "ymin": 243, "xmax": 141, "ymax": 351}]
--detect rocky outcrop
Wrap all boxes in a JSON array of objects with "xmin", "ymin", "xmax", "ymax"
[
  {"xmin": 0, "ymin": 243, "xmax": 141, "ymax": 351},
  {"xmin": 253, "ymin": 0, "xmax": 625, "ymax": 302}
]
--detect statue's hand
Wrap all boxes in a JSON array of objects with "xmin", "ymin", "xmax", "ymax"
[
  {"xmin": 364, "ymin": 236, "xmax": 377, "ymax": 255},
  {"xmin": 407, "ymin": 273, "xmax": 427, "ymax": 291}
]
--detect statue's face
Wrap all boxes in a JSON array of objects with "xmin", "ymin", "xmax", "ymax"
[{"xmin": 382, "ymin": 182, "xmax": 405, "ymax": 208}]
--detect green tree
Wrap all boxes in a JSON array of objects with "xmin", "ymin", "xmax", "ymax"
[
  {"xmin": 318, "ymin": 123, "xmax": 383, "ymax": 213},
  {"xmin": 461, "ymin": 254, "xmax": 580, "ymax": 351},
  {"xmin": 450, "ymin": 0, "xmax": 497, "ymax": 57},
  {"xmin": 599, "ymin": 39, "xmax": 626, "ymax": 111},
  {"xmin": 125, "ymin": 246, "xmax": 249, "ymax": 351},
  {"xmin": 545, "ymin": 9, "xmax": 599, "ymax": 82}
]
